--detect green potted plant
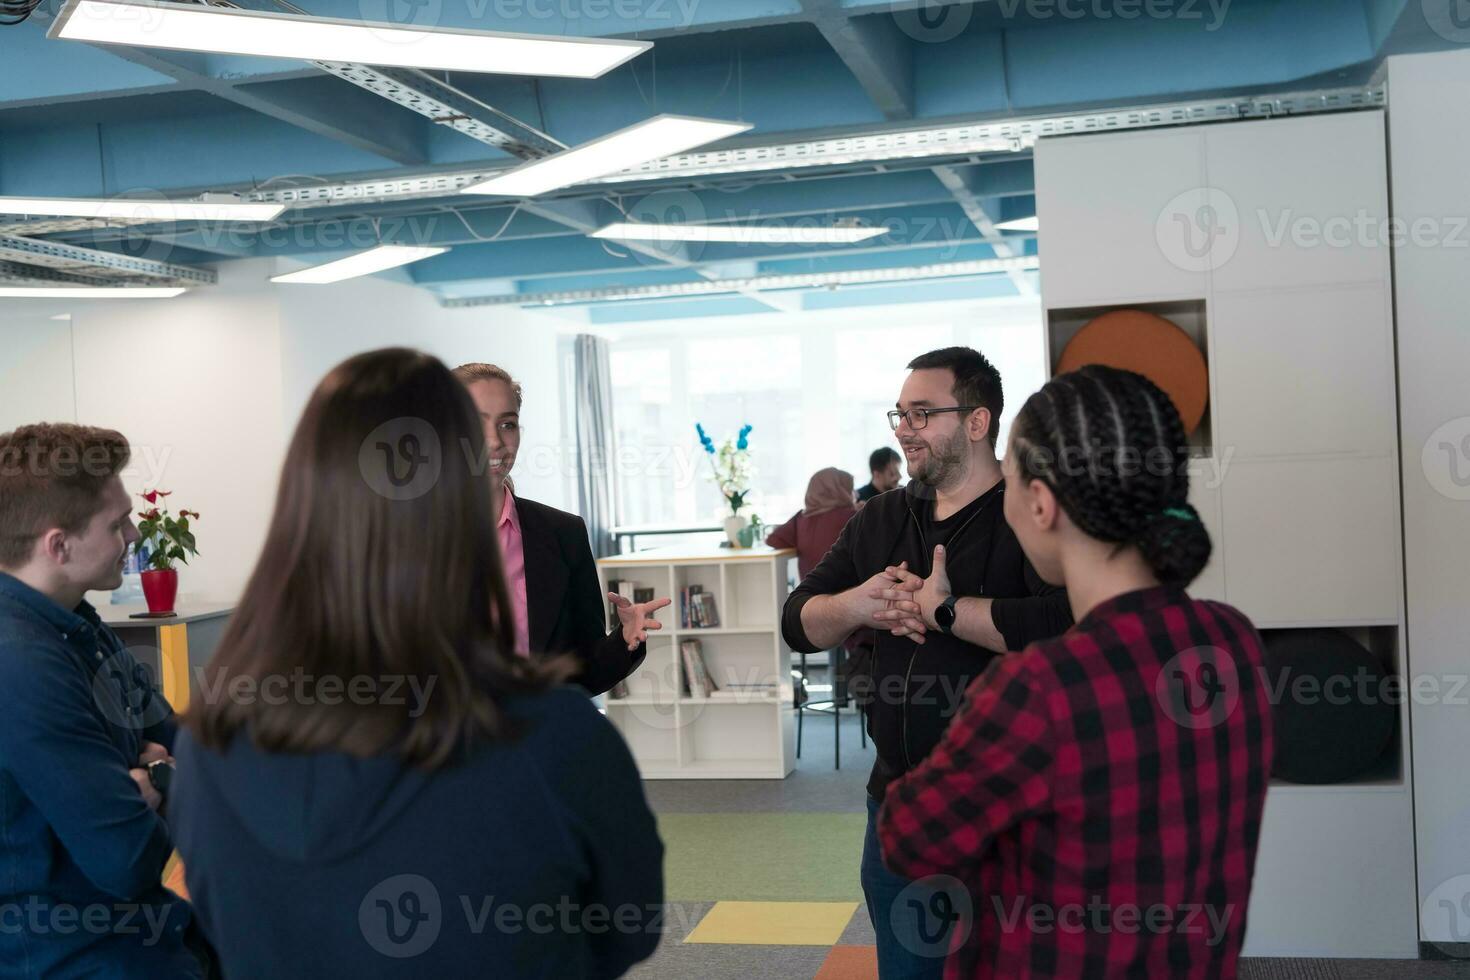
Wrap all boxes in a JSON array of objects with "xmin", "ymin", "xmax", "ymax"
[{"xmin": 135, "ymin": 490, "xmax": 200, "ymax": 616}]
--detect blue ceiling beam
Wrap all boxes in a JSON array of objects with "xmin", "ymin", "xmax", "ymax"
[
  {"xmin": 587, "ymin": 295, "xmax": 787, "ymax": 322},
  {"xmin": 208, "ymin": 175, "xmax": 967, "ymax": 258},
  {"xmin": 577, "ymin": 266, "xmax": 1024, "ymax": 322},
  {"xmin": 103, "ymin": 230, "xmax": 256, "ymax": 261},
  {"xmin": 798, "ymin": 272, "xmax": 1021, "ymax": 309},
  {"xmin": 1364, "ymin": 0, "xmax": 1468, "ymax": 56},
  {"xmin": 755, "ymin": 239, "xmax": 1012, "ymax": 276},
  {"xmin": 617, "ymin": 169, "xmax": 959, "ymax": 221},
  {"xmin": 943, "ymin": 160, "xmax": 1035, "ymax": 199},
  {"xmin": 996, "ymin": 0, "xmax": 1378, "ymax": 110},
  {"xmin": 0, "ymin": 110, "xmax": 405, "ymax": 196},
  {"xmin": 409, "ymin": 233, "xmax": 645, "ymax": 283},
  {"xmin": 431, "ymin": 239, "xmax": 1020, "ymax": 300},
  {"xmin": 511, "ymin": 268, "xmax": 706, "ymax": 295},
  {"xmin": 803, "ymin": 0, "xmax": 916, "ymax": 119},
  {"xmin": 407, "ymin": 202, "xmax": 992, "ymax": 284},
  {"xmin": 80, "ymin": 46, "xmax": 430, "ymax": 165},
  {"xmin": 0, "ymin": 22, "xmax": 178, "ymax": 107},
  {"xmin": 1361, "ymin": 0, "xmax": 1409, "ymax": 48},
  {"xmin": 527, "ymin": 37, "xmax": 883, "ymax": 145}
]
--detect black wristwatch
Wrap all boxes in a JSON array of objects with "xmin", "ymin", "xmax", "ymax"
[
  {"xmin": 146, "ymin": 759, "xmax": 175, "ymax": 798},
  {"xmin": 933, "ymin": 595, "xmax": 959, "ymax": 635}
]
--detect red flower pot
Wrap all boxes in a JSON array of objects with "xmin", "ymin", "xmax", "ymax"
[{"xmin": 141, "ymin": 569, "xmax": 179, "ymax": 615}]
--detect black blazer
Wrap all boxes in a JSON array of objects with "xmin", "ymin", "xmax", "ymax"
[{"xmin": 516, "ymin": 496, "xmax": 646, "ymax": 696}]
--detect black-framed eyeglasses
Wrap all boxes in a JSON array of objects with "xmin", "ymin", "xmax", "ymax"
[{"xmin": 887, "ymin": 406, "xmax": 981, "ymax": 431}]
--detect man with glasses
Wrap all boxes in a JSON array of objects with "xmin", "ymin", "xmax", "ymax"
[{"xmin": 782, "ymin": 347, "xmax": 1072, "ymax": 978}]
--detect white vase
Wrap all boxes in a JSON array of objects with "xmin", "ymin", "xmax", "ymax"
[{"xmin": 723, "ymin": 514, "xmax": 748, "ymax": 547}]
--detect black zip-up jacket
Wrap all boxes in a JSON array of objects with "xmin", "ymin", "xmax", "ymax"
[{"xmin": 782, "ymin": 481, "xmax": 1073, "ymax": 800}]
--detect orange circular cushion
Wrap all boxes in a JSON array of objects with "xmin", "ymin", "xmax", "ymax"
[{"xmin": 1056, "ymin": 309, "xmax": 1209, "ymax": 436}]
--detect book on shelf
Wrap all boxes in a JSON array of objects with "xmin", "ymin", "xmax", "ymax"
[
  {"xmin": 605, "ymin": 579, "xmax": 650, "ymax": 630},
  {"xmin": 707, "ymin": 688, "xmax": 777, "ymax": 701},
  {"xmin": 679, "ymin": 638, "xmax": 716, "ymax": 698},
  {"xmin": 679, "ymin": 585, "xmax": 721, "ymax": 629}
]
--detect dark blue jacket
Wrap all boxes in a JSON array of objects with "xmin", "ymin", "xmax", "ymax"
[
  {"xmin": 171, "ymin": 686, "xmax": 664, "ymax": 978},
  {"xmin": 0, "ymin": 573, "xmax": 199, "ymax": 980}
]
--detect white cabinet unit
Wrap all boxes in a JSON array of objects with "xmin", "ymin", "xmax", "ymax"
[
  {"xmin": 1217, "ymin": 456, "xmax": 1401, "ymax": 626},
  {"xmin": 1386, "ymin": 49, "xmax": 1470, "ymax": 957},
  {"xmin": 1035, "ymin": 108, "xmax": 1416, "ymax": 957},
  {"xmin": 1033, "ymin": 129, "xmax": 1209, "ymax": 306},
  {"xmin": 1210, "ymin": 283, "xmax": 1397, "ymax": 459},
  {"xmin": 1204, "ymin": 113, "xmax": 1391, "ymax": 293}
]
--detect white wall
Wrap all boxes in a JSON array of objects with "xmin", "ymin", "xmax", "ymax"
[
  {"xmin": 1387, "ymin": 48, "xmax": 1470, "ymax": 953},
  {"xmin": 69, "ymin": 262, "xmax": 286, "ymax": 604},
  {"xmin": 273, "ymin": 259, "xmax": 570, "ymax": 511},
  {"xmin": 0, "ymin": 314, "xmax": 76, "ymax": 432},
  {"xmin": 0, "ymin": 259, "xmax": 570, "ymax": 604},
  {"xmin": 0, "ymin": 261, "xmax": 290, "ymax": 604}
]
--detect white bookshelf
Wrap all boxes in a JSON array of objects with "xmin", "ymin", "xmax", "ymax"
[
  {"xmin": 596, "ymin": 544, "xmax": 797, "ymax": 780},
  {"xmin": 1035, "ymin": 110, "xmax": 1418, "ymax": 957}
]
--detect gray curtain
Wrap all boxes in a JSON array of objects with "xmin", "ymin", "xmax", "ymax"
[{"xmin": 573, "ymin": 334, "xmax": 616, "ymax": 558}]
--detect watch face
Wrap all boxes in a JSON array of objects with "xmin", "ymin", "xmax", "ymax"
[{"xmin": 935, "ymin": 600, "xmax": 956, "ymax": 630}]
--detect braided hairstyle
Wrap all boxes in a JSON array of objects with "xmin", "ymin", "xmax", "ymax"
[{"xmin": 1010, "ymin": 365, "xmax": 1211, "ymax": 588}]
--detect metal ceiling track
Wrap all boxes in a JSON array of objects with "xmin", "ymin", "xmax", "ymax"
[
  {"xmin": 0, "ymin": 216, "xmax": 153, "ymax": 237},
  {"xmin": 184, "ymin": 0, "xmax": 563, "ymax": 158},
  {"xmin": 316, "ymin": 64, "xmax": 565, "ymax": 158},
  {"xmin": 439, "ymin": 255, "xmax": 1039, "ymax": 308},
  {"xmin": 0, "ymin": 235, "xmax": 218, "ymax": 286},
  {"xmin": 247, "ymin": 83, "xmax": 1385, "ymax": 210},
  {"xmin": 248, "ymin": 0, "xmax": 564, "ymax": 158},
  {"xmin": 0, "ymin": 260, "xmax": 117, "ymax": 287}
]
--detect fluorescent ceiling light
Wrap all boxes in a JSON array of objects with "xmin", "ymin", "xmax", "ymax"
[
  {"xmin": 0, "ymin": 195, "xmax": 283, "ymax": 222},
  {"xmin": 0, "ymin": 287, "xmax": 188, "ymax": 298},
  {"xmin": 995, "ymin": 216, "xmax": 1039, "ymax": 232},
  {"xmin": 270, "ymin": 245, "xmax": 448, "ymax": 284},
  {"xmin": 462, "ymin": 115, "xmax": 752, "ymax": 198},
  {"xmin": 590, "ymin": 222, "xmax": 887, "ymax": 245},
  {"xmin": 49, "ymin": 0, "xmax": 650, "ymax": 78}
]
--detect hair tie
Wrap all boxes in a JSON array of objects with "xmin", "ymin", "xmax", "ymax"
[{"xmin": 1159, "ymin": 506, "xmax": 1196, "ymax": 522}]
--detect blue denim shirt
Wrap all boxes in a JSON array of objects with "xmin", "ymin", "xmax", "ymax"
[{"xmin": 0, "ymin": 573, "xmax": 199, "ymax": 979}]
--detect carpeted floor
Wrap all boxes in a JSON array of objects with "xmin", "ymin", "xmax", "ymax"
[{"xmin": 628, "ymin": 694, "xmax": 1470, "ymax": 980}]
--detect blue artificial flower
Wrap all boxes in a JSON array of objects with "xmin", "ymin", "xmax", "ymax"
[
  {"xmin": 695, "ymin": 422, "xmax": 715, "ymax": 455},
  {"xmin": 736, "ymin": 423, "xmax": 752, "ymax": 451}
]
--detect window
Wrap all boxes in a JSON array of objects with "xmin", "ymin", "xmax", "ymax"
[
  {"xmin": 609, "ymin": 346, "xmax": 676, "ymax": 527},
  {"xmin": 603, "ymin": 299, "xmax": 1044, "ymax": 547},
  {"xmin": 686, "ymin": 334, "xmax": 803, "ymax": 526}
]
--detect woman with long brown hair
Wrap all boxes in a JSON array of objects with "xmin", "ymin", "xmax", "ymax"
[{"xmin": 170, "ymin": 348, "xmax": 663, "ymax": 977}]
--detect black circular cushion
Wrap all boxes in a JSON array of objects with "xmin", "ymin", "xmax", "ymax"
[{"xmin": 1262, "ymin": 629, "xmax": 1396, "ymax": 784}]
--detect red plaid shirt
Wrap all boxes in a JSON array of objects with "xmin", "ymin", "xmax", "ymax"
[{"xmin": 879, "ymin": 586, "xmax": 1273, "ymax": 979}]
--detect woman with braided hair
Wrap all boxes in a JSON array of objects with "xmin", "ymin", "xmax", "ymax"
[{"xmin": 877, "ymin": 365, "xmax": 1273, "ymax": 979}]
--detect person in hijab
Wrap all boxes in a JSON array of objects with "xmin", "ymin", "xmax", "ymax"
[{"xmin": 766, "ymin": 467, "xmax": 859, "ymax": 579}]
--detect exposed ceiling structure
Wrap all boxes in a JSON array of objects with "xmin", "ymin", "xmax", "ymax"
[{"xmin": 0, "ymin": 0, "xmax": 1456, "ymax": 320}]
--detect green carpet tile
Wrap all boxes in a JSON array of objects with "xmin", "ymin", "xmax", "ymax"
[{"xmin": 657, "ymin": 812, "xmax": 868, "ymax": 903}]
